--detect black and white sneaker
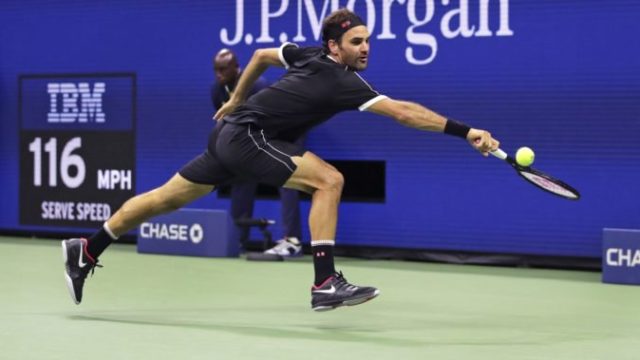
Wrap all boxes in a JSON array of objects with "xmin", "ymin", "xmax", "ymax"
[
  {"xmin": 311, "ymin": 271, "xmax": 379, "ymax": 311},
  {"xmin": 62, "ymin": 238, "xmax": 101, "ymax": 305},
  {"xmin": 264, "ymin": 237, "xmax": 302, "ymax": 257}
]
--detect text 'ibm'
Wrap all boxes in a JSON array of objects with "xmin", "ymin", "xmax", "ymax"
[{"xmin": 47, "ymin": 82, "xmax": 105, "ymax": 123}]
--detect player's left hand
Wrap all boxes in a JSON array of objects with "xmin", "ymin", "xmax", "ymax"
[
  {"xmin": 468, "ymin": 128, "xmax": 499, "ymax": 156},
  {"xmin": 214, "ymin": 98, "xmax": 240, "ymax": 121}
]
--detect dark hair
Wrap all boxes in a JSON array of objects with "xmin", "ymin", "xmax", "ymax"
[{"xmin": 321, "ymin": 8, "xmax": 364, "ymax": 53}]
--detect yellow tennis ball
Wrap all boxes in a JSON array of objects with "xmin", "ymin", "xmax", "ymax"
[{"xmin": 516, "ymin": 147, "xmax": 535, "ymax": 167}]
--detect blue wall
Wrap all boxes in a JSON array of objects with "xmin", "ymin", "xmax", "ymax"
[{"xmin": 1, "ymin": 0, "xmax": 639, "ymax": 257}]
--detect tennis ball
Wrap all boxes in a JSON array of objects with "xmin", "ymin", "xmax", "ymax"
[{"xmin": 515, "ymin": 147, "xmax": 535, "ymax": 167}]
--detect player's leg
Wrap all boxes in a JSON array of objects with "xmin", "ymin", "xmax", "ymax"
[
  {"xmin": 62, "ymin": 173, "xmax": 214, "ymax": 304},
  {"xmin": 106, "ymin": 173, "xmax": 214, "ymax": 236},
  {"xmin": 285, "ymin": 152, "xmax": 343, "ymax": 240},
  {"xmin": 215, "ymin": 123, "xmax": 378, "ymax": 310},
  {"xmin": 62, "ymin": 142, "xmax": 232, "ymax": 305},
  {"xmin": 285, "ymin": 152, "xmax": 379, "ymax": 311}
]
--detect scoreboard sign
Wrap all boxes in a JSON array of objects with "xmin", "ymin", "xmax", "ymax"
[{"xmin": 19, "ymin": 73, "xmax": 136, "ymax": 228}]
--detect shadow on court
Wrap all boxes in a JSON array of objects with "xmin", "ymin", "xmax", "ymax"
[
  {"xmin": 338, "ymin": 258, "xmax": 601, "ymax": 284},
  {"xmin": 66, "ymin": 308, "xmax": 598, "ymax": 348},
  {"xmin": 68, "ymin": 313, "xmax": 430, "ymax": 347}
]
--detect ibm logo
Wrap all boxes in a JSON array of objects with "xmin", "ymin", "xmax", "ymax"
[{"xmin": 47, "ymin": 82, "xmax": 106, "ymax": 123}]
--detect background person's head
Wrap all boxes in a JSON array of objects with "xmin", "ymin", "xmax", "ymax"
[{"xmin": 213, "ymin": 48, "xmax": 240, "ymax": 86}]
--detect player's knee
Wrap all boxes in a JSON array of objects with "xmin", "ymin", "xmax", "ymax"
[{"xmin": 321, "ymin": 169, "xmax": 344, "ymax": 193}]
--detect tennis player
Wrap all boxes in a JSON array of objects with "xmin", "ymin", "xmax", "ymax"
[{"xmin": 62, "ymin": 8, "xmax": 499, "ymax": 311}]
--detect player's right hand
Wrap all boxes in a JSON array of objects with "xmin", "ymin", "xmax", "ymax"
[
  {"xmin": 468, "ymin": 128, "xmax": 499, "ymax": 156},
  {"xmin": 213, "ymin": 98, "xmax": 240, "ymax": 121}
]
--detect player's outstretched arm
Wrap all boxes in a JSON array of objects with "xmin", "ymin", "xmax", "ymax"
[
  {"xmin": 214, "ymin": 48, "xmax": 282, "ymax": 120},
  {"xmin": 366, "ymin": 97, "xmax": 499, "ymax": 156}
]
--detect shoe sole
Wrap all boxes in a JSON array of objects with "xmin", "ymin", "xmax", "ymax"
[
  {"xmin": 312, "ymin": 289, "xmax": 380, "ymax": 312},
  {"xmin": 263, "ymin": 251, "xmax": 303, "ymax": 258},
  {"xmin": 61, "ymin": 241, "xmax": 81, "ymax": 305},
  {"xmin": 246, "ymin": 252, "xmax": 284, "ymax": 261}
]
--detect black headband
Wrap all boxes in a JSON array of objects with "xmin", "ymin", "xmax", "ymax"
[{"xmin": 322, "ymin": 14, "xmax": 365, "ymax": 46}]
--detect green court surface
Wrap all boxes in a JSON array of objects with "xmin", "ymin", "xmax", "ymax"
[{"xmin": 2, "ymin": 236, "xmax": 639, "ymax": 360}]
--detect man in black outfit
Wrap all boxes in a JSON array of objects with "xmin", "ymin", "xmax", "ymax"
[
  {"xmin": 211, "ymin": 48, "xmax": 303, "ymax": 256},
  {"xmin": 62, "ymin": 8, "xmax": 499, "ymax": 311}
]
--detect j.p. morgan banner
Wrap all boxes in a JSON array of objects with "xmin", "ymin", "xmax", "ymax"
[
  {"xmin": 19, "ymin": 73, "xmax": 136, "ymax": 228},
  {"xmin": 219, "ymin": 0, "xmax": 514, "ymax": 65}
]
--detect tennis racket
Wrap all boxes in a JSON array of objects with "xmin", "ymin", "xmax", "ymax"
[{"xmin": 490, "ymin": 149, "xmax": 580, "ymax": 200}]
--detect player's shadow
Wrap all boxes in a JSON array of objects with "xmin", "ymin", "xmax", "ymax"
[
  {"xmin": 339, "ymin": 257, "xmax": 601, "ymax": 284},
  {"xmin": 67, "ymin": 310, "xmax": 554, "ymax": 347},
  {"xmin": 68, "ymin": 313, "xmax": 427, "ymax": 346}
]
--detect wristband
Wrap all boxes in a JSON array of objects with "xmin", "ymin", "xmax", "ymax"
[{"xmin": 444, "ymin": 119, "xmax": 471, "ymax": 139}]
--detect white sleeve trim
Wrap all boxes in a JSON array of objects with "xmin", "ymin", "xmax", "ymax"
[
  {"xmin": 278, "ymin": 42, "xmax": 298, "ymax": 69},
  {"xmin": 358, "ymin": 95, "xmax": 389, "ymax": 111}
]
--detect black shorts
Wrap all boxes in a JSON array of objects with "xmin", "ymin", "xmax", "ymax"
[{"xmin": 179, "ymin": 121, "xmax": 305, "ymax": 187}]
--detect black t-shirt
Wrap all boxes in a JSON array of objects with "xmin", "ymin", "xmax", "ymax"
[
  {"xmin": 211, "ymin": 72, "xmax": 268, "ymax": 110},
  {"xmin": 223, "ymin": 43, "xmax": 387, "ymax": 141}
]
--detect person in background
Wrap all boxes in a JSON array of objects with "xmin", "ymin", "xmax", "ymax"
[{"xmin": 212, "ymin": 48, "xmax": 303, "ymax": 257}]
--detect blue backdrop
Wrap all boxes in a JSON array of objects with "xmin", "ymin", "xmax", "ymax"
[{"xmin": 1, "ymin": 0, "xmax": 639, "ymax": 257}]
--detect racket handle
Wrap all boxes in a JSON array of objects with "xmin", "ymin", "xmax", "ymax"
[{"xmin": 490, "ymin": 148, "xmax": 508, "ymax": 160}]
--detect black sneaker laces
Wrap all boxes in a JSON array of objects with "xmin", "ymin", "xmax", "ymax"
[
  {"xmin": 333, "ymin": 271, "xmax": 350, "ymax": 289},
  {"xmin": 89, "ymin": 261, "xmax": 103, "ymax": 277},
  {"xmin": 333, "ymin": 271, "xmax": 360, "ymax": 291}
]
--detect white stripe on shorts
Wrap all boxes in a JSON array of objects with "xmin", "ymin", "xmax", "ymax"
[
  {"xmin": 261, "ymin": 129, "xmax": 294, "ymax": 159},
  {"xmin": 247, "ymin": 125, "xmax": 294, "ymax": 173}
]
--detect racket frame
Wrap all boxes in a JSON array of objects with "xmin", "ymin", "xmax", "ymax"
[{"xmin": 490, "ymin": 149, "xmax": 580, "ymax": 200}]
